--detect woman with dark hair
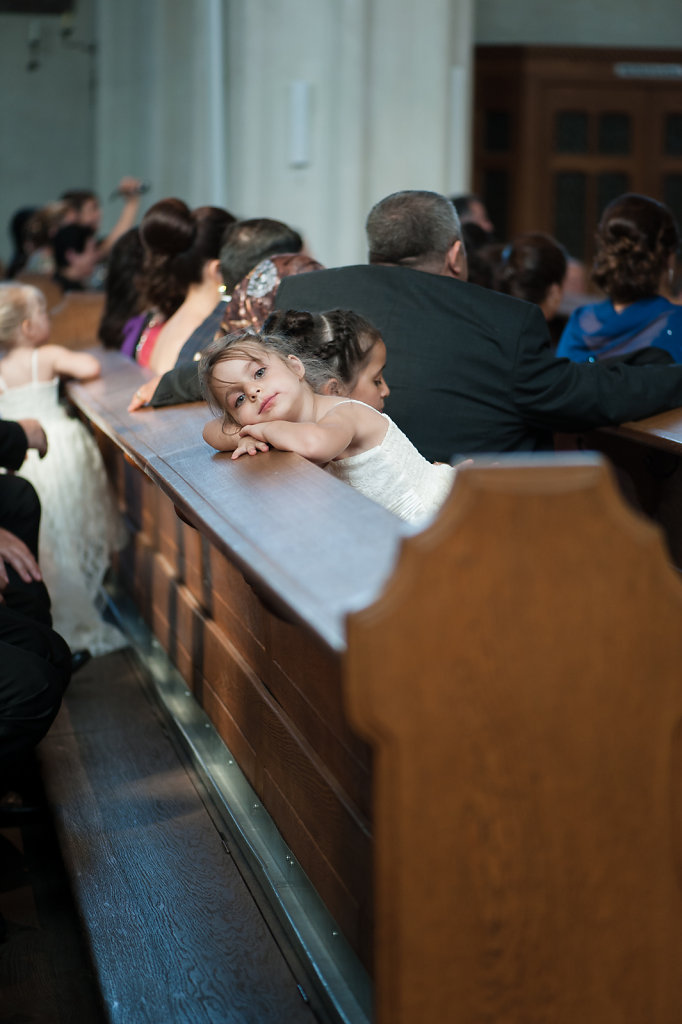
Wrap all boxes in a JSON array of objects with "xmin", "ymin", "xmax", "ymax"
[
  {"xmin": 98, "ymin": 227, "xmax": 145, "ymax": 349},
  {"xmin": 557, "ymin": 193, "xmax": 682, "ymax": 362},
  {"xmin": 5, "ymin": 207, "xmax": 37, "ymax": 279},
  {"xmin": 131, "ymin": 198, "xmax": 235, "ymax": 372},
  {"xmin": 495, "ymin": 232, "xmax": 568, "ymax": 322}
]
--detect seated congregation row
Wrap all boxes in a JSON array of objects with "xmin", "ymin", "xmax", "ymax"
[
  {"xmin": 0, "ymin": 180, "xmax": 146, "ymax": 811},
  {"xmin": 2, "ymin": 185, "xmax": 682, "ymax": 829}
]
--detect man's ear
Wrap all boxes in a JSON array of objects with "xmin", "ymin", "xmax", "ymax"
[
  {"xmin": 445, "ymin": 239, "xmax": 468, "ymax": 281},
  {"xmin": 287, "ymin": 354, "xmax": 306, "ymax": 379},
  {"xmin": 320, "ymin": 377, "xmax": 342, "ymax": 395}
]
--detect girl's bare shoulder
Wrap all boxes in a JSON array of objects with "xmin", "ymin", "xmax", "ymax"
[
  {"xmin": 321, "ymin": 398, "xmax": 387, "ymax": 452},
  {"xmin": 0, "ymin": 346, "xmax": 35, "ymax": 383},
  {"xmin": 318, "ymin": 397, "xmax": 383, "ymax": 421}
]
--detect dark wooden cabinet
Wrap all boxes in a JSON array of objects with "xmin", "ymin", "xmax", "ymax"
[{"xmin": 474, "ymin": 46, "xmax": 682, "ymax": 262}]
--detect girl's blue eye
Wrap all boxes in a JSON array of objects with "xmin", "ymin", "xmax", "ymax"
[
  {"xmin": 255, "ymin": 367, "xmax": 266, "ymax": 378},
  {"xmin": 235, "ymin": 394, "xmax": 245, "ymax": 407}
]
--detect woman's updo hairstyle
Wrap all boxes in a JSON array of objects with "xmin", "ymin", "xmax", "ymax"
[
  {"xmin": 495, "ymin": 232, "xmax": 567, "ymax": 306},
  {"xmin": 139, "ymin": 199, "xmax": 235, "ymax": 318},
  {"xmin": 592, "ymin": 193, "xmax": 680, "ymax": 304},
  {"xmin": 262, "ymin": 308, "xmax": 381, "ymax": 389}
]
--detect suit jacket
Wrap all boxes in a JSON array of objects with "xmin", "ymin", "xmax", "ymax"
[
  {"xmin": 0, "ymin": 420, "xmax": 28, "ymax": 471},
  {"xmin": 276, "ymin": 265, "xmax": 682, "ymax": 461}
]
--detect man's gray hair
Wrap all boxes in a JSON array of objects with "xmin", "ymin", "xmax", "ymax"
[{"xmin": 366, "ymin": 190, "xmax": 462, "ymax": 268}]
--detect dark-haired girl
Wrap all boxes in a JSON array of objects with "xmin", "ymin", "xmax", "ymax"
[
  {"xmin": 557, "ymin": 193, "xmax": 682, "ymax": 362},
  {"xmin": 200, "ymin": 310, "xmax": 460, "ymax": 524},
  {"xmin": 495, "ymin": 232, "xmax": 567, "ymax": 322},
  {"xmin": 132, "ymin": 198, "xmax": 235, "ymax": 372}
]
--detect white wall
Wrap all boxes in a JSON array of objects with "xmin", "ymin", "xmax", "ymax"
[
  {"xmin": 224, "ymin": 0, "xmax": 474, "ymax": 266},
  {"xmin": 475, "ymin": 0, "xmax": 682, "ymax": 47},
  {"xmin": 0, "ymin": 1, "xmax": 95, "ymax": 266},
  {"xmin": 94, "ymin": 0, "xmax": 229, "ymax": 219},
  {"xmin": 3, "ymin": 0, "xmax": 680, "ymax": 268},
  {"xmin": 93, "ymin": 0, "xmax": 474, "ymax": 268}
]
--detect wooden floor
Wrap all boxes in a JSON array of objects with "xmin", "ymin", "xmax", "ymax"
[
  {"xmin": 1, "ymin": 647, "xmax": 322, "ymax": 1024},
  {"xmin": 0, "ymin": 787, "xmax": 106, "ymax": 1023}
]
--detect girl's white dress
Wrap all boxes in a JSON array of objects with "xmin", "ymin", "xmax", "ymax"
[
  {"xmin": 325, "ymin": 402, "xmax": 456, "ymax": 524},
  {"xmin": 0, "ymin": 352, "xmax": 127, "ymax": 654}
]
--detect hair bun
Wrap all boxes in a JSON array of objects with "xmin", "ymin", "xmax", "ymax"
[
  {"xmin": 140, "ymin": 198, "xmax": 197, "ymax": 257},
  {"xmin": 264, "ymin": 308, "xmax": 314, "ymax": 340}
]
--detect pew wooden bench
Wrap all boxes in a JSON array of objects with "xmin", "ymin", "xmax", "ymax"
[
  {"xmin": 45, "ymin": 350, "xmax": 682, "ymax": 1023},
  {"xmin": 558, "ymin": 406, "xmax": 682, "ymax": 570}
]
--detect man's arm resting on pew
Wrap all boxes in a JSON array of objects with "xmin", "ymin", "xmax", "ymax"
[
  {"xmin": 128, "ymin": 363, "xmax": 203, "ymax": 412},
  {"xmin": 151, "ymin": 363, "xmax": 203, "ymax": 407},
  {"xmin": 514, "ymin": 305, "xmax": 682, "ymax": 434}
]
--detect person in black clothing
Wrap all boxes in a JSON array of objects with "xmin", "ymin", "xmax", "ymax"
[
  {"xmin": 0, "ymin": 419, "xmax": 71, "ymax": 788},
  {"xmin": 276, "ymin": 190, "xmax": 682, "ymax": 462},
  {"xmin": 52, "ymin": 223, "xmax": 99, "ymax": 292},
  {"xmin": 128, "ymin": 190, "xmax": 682, "ymax": 463}
]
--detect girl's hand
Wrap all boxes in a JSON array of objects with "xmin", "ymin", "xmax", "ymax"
[
  {"xmin": 231, "ymin": 439, "xmax": 270, "ymax": 459},
  {"xmin": 231, "ymin": 425, "xmax": 268, "ymax": 458}
]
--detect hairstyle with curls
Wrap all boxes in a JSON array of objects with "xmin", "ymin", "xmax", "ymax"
[
  {"xmin": 139, "ymin": 199, "xmax": 236, "ymax": 318},
  {"xmin": 198, "ymin": 328, "xmax": 330, "ymax": 427},
  {"xmin": 495, "ymin": 232, "xmax": 568, "ymax": 305},
  {"xmin": 24, "ymin": 201, "xmax": 71, "ymax": 249},
  {"xmin": 262, "ymin": 308, "xmax": 381, "ymax": 391},
  {"xmin": 219, "ymin": 218, "xmax": 303, "ymax": 292},
  {"xmin": 366, "ymin": 190, "xmax": 462, "ymax": 269},
  {"xmin": 98, "ymin": 228, "xmax": 146, "ymax": 349},
  {"xmin": 0, "ymin": 282, "xmax": 44, "ymax": 347},
  {"xmin": 592, "ymin": 193, "xmax": 680, "ymax": 304}
]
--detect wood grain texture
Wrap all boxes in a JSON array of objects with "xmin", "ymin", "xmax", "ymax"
[
  {"xmin": 48, "ymin": 292, "xmax": 105, "ymax": 349},
  {"xmin": 561, "ymin": 428, "xmax": 682, "ymax": 570},
  {"xmin": 16, "ymin": 271, "xmax": 63, "ymax": 309},
  {"xmin": 345, "ymin": 458, "xmax": 682, "ymax": 1023},
  {"xmin": 41, "ymin": 650, "xmax": 315, "ymax": 1024},
  {"xmin": 65, "ymin": 354, "xmax": 393, "ymax": 964},
  {"xmin": 67, "ymin": 352, "xmax": 406, "ymax": 652}
]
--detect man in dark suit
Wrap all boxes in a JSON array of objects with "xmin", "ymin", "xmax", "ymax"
[{"xmin": 276, "ymin": 190, "xmax": 682, "ymax": 462}]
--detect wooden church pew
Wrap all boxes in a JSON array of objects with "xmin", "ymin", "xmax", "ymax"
[{"xmin": 58, "ymin": 350, "xmax": 682, "ymax": 1022}]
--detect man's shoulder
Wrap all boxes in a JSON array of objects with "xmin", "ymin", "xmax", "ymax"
[
  {"xmin": 275, "ymin": 263, "xmax": 539, "ymax": 334},
  {"xmin": 279, "ymin": 262, "xmax": 530, "ymax": 306}
]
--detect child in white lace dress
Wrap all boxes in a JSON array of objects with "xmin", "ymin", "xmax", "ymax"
[
  {"xmin": 200, "ymin": 309, "xmax": 458, "ymax": 524},
  {"xmin": 0, "ymin": 283, "xmax": 126, "ymax": 654}
]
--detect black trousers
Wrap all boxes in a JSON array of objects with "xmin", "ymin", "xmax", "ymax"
[
  {"xmin": 0, "ymin": 605, "xmax": 71, "ymax": 771},
  {"xmin": 0, "ymin": 475, "xmax": 70, "ymax": 776},
  {"xmin": 0, "ymin": 474, "xmax": 52, "ymax": 625}
]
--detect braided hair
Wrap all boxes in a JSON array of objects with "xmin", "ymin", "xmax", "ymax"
[{"xmin": 262, "ymin": 308, "xmax": 382, "ymax": 390}]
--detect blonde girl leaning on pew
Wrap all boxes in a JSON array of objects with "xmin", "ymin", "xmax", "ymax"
[
  {"xmin": 0, "ymin": 282, "xmax": 126, "ymax": 655},
  {"xmin": 200, "ymin": 309, "xmax": 462, "ymax": 525}
]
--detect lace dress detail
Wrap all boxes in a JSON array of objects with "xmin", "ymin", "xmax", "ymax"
[
  {"xmin": 325, "ymin": 402, "xmax": 456, "ymax": 524},
  {"xmin": 0, "ymin": 355, "xmax": 127, "ymax": 654}
]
